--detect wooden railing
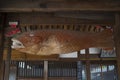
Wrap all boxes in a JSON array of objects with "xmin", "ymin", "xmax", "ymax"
[
  {"xmin": 48, "ymin": 61, "xmax": 77, "ymax": 77},
  {"xmin": 17, "ymin": 61, "xmax": 44, "ymax": 78}
]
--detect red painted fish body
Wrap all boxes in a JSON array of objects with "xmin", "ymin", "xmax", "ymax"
[{"xmin": 12, "ymin": 29, "xmax": 113, "ymax": 55}]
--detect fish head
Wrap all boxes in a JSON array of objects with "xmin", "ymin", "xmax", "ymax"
[
  {"xmin": 11, "ymin": 38, "xmax": 25, "ymax": 49},
  {"xmin": 11, "ymin": 31, "xmax": 63, "ymax": 55}
]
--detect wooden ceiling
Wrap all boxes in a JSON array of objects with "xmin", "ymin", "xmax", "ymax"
[
  {"xmin": 0, "ymin": 0, "xmax": 119, "ymax": 25},
  {"xmin": 0, "ymin": 0, "xmax": 120, "ymax": 12}
]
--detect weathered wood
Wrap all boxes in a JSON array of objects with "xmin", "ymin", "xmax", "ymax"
[
  {"xmin": 3, "ymin": 49, "xmax": 59, "ymax": 60},
  {"xmin": 11, "ymin": 29, "xmax": 113, "ymax": 55},
  {"xmin": 100, "ymin": 63, "xmax": 103, "ymax": 80},
  {"xmin": 114, "ymin": 13, "xmax": 120, "ymax": 80},
  {"xmin": 18, "ymin": 77, "xmax": 76, "ymax": 80},
  {"xmin": 4, "ymin": 37, "xmax": 12, "ymax": 80},
  {"xmin": 54, "ymin": 11, "xmax": 114, "ymax": 20},
  {"xmin": 3, "ymin": 49, "xmax": 116, "ymax": 61},
  {"xmin": 78, "ymin": 51, "xmax": 80, "ymax": 58},
  {"xmin": 9, "ymin": 65, "xmax": 17, "ymax": 80},
  {"xmin": 0, "ymin": 0, "xmax": 120, "ymax": 12},
  {"xmin": 44, "ymin": 61, "xmax": 48, "ymax": 80},
  {"xmin": 0, "ymin": 13, "xmax": 5, "ymax": 80},
  {"xmin": 85, "ymin": 49, "xmax": 91, "ymax": 80},
  {"xmin": 6, "ymin": 13, "xmax": 115, "ymax": 25},
  {"xmin": 18, "ymin": 77, "xmax": 44, "ymax": 80},
  {"xmin": 48, "ymin": 77, "xmax": 76, "ymax": 80}
]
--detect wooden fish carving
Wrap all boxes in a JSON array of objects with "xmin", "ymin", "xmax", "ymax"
[{"xmin": 11, "ymin": 29, "xmax": 114, "ymax": 55}]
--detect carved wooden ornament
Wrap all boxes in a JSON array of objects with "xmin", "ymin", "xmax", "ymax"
[{"xmin": 11, "ymin": 29, "xmax": 114, "ymax": 55}]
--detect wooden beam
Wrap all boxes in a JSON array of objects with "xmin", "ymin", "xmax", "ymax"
[
  {"xmin": 6, "ymin": 13, "xmax": 114, "ymax": 25},
  {"xmin": 114, "ymin": 13, "xmax": 120, "ymax": 80},
  {"xmin": 54, "ymin": 11, "xmax": 114, "ymax": 20},
  {"xmin": 3, "ymin": 49, "xmax": 116, "ymax": 61},
  {"xmin": 3, "ymin": 49, "xmax": 59, "ymax": 60},
  {"xmin": 0, "ymin": 0, "xmax": 120, "ymax": 12}
]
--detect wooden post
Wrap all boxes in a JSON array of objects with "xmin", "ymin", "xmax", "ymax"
[
  {"xmin": 77, "ymin": 51, "xmax": 80, "ymax": 58},
  {"xmin": 4, "ymin": 37, "xmax": 12, "ymax": 80},
  {"xmin": 44, "ymin": 61, "xmax": 48, "ymax": 80},
  {"xmin": 114, "ymin": 13, "xmax": 120, "ymax": 80},
  {"xmin": 9, "ymin": 65, "xmax": 17, "ymax": 80},
  {"xmin": 85, "ymin": 49, "xmax": 91, "ymax": 80},
  {"xmin": 77, "ymin": 61, "xmax": 82, "ymax": 80},
  {"xmin": 0, "ymin": 13, "xmax": 6, "ymax": 80}
]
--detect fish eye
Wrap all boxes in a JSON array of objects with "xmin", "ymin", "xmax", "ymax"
[{"xmin": 16, "ymin": 43, "xmax": 22, "ymax": 46}]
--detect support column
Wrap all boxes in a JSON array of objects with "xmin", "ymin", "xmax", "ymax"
[
  {"xmin": 0, "ymin": 13, "xmax": 6, "ymax": 80},
  {"xmin": 4, "ymin": 37, "xmax": 12, "ymax": 80},
  {"xmin": 9, "ymin": 65, "xmax": 17, "ymax": 80},
  {"xmin": 114, "ymin": 13, "xmax": 120, "ymax": 80},
  {"xmin": 85, "ymin": 49, "xmax": 90, "ymax": 80},
  {"xmin": 44, "ymin": 61, "xmax": 48, "ymax": 80},
  {"xmin": 77, "ymin": 61, "xmax": 82, "ymax": 80}
]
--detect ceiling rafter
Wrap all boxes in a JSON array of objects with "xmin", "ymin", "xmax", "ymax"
[{"xmin": 0, "ymin": 0, "xmax": 120, "ymax": 12}]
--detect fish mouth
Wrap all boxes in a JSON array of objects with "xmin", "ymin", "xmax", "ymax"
[{"xmin": 11, "ymin": 38, "xmax": 25, "ymax": 49}]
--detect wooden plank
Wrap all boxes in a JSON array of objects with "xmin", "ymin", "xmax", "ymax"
[
  {"xmin": 0, "ymin": 13, "xmax": 6, "ymax": 80},
  {"xmin": 44, "ymin": 61, "xmax": 48, "ymax": 80},
  {"xmin": 6, "ymin": 13, "xmax": 114, "ymax": 25},
  {"xmin": 48, "ymin": 77, "xmax": 76, "ymax": 80},
  {"xmin": 18, "ymin": 77, "xmax": 76, "ymax": 80},
  {"xmin": 0, "ymin": 0, "xmax": 120, "ymax": 12},
  {"xmin": 18, "ymin": 78, "xmax": 43, "ymax": 80},
  {"xmin": 9, "ymin": 28, "xmax": 114, "ymax": 55},
  {"xmin": 85, "ymin": 49, "xmax": 91, "ymax": 80},
  {"xmin": 9, "ymin": 65, "xmax": 17, "ymax": 80},
  {"xmin": 4, "ymin": 37, "xmax": 12, "ymax": 80},
  {"xmin": 114, "ymin": 13, "xmax": 120, "ymax": 80},
  {"xmin": 3, "ymin": 49, "xmax": 59, "ymax": 60},
  {"xmin": 54, "ymin": 11, "xmax": 114, "ymax": 20},
  {"xmin": 100, "ymin": 63, "xmax": 103, "ymax": 80},
  {"xmin": 77, "ymin": 51, "xmax": 80, "ymax": 58},
  {"xmin": 3, "ymin": 49, "xmax": 116, "ymax": 61}
]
